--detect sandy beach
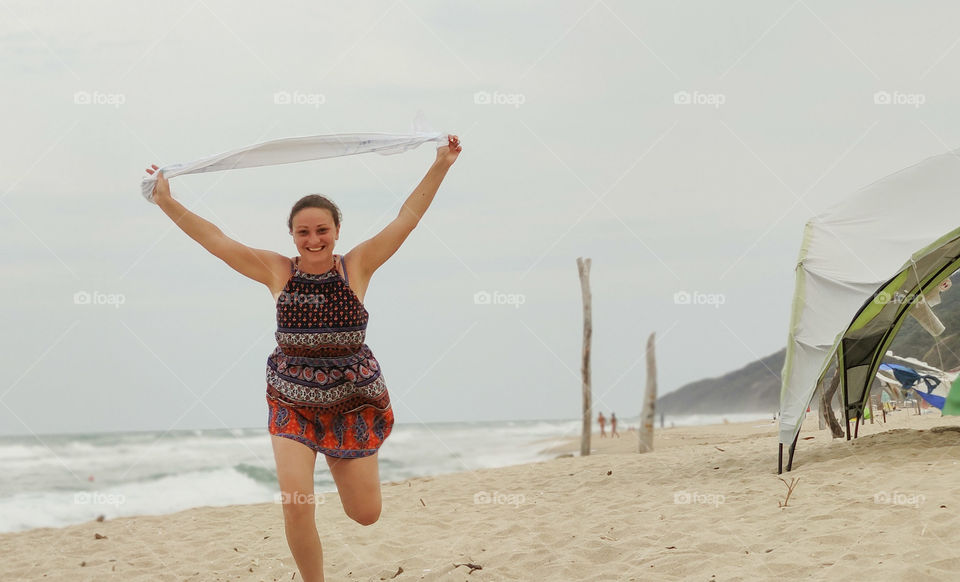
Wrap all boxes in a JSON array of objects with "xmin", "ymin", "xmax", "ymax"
[{"xmin": 2, "ymin": 411, "xmax": 958, "ymax": 581}]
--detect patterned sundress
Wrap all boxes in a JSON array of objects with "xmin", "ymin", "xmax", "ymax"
[{"xmin": 266, "ymin": 254, "xmax": 394, "ymax": 458}]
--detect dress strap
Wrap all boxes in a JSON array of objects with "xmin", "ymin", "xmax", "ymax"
[{"xmin": 339, "ymin": 255, "xmax": 350, "ymax": 285}]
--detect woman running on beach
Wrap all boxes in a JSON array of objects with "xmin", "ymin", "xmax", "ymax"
[{"xmin": 145, "ymin": 134, "xmax": 461, "ymax": 582}]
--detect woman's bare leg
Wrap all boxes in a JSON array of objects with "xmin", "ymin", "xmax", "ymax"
[
  {"xmin": 325, "ymin": 452, "xmax": 382, "ymax": 525},
  {"xmin": 271, "ymin": 435, "xmax": 324, "ymax": 582}
]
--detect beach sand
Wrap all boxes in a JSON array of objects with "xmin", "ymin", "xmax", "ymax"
[{"xmin": 2, "ymin": 410, "xmax": 958, "ymax": 581}]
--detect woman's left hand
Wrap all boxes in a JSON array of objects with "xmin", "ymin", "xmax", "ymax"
[{"xmin": 435, "ymin": 134, "xmax": 462, "ymax": 167}]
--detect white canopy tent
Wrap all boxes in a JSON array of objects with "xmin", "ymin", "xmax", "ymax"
[{"xmin": 779, "ymin": 147, "xmax": 960, "ymax": 472}]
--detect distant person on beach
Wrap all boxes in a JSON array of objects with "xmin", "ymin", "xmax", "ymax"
[
  {"xmin": 610, "ymin": 413, "xmax": 620, "ymax": 437},
  {"xmin": 145, "ymin": 134, "xmax": 461, "ymax": 582},
  {"xmin": 598, "ymin": 412, "xmax": 607, "ymax": 437}
]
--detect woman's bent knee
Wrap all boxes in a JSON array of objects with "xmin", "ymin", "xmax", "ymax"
[{"xmin": 346, "ymin": 505, "xmax": 381, "ymax": 526}]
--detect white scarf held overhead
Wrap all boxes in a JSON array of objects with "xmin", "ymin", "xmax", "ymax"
[{"xmin": 140, "ymin": 131, "xmax": 446, "ymax": 203}]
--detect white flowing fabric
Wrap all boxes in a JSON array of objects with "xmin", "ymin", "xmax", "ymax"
[{"xmin": 140, "ymin": 131, "xmax": 446, "ymax": 203}]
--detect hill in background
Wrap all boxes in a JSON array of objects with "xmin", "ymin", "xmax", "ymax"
[
  {"xmin": 656, "ymin": 275, "xmax": 960, "ymax": 415},
  {"xmin": 655, "ymin": 349, "xmax": 784, "ymax": 415}
]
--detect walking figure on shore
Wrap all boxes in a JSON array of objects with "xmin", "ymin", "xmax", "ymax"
[
  {"xmin": 611, "ymin": 412, "xmax": 620, "ymax": 438},
  {"xmin": 598, "ymin": 411, "xmax": 607, "ymax": 438}
]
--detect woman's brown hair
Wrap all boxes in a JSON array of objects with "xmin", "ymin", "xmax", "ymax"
[{"xmin": 287, "ymin": 194, "xmax": 341, "ymax": 231}]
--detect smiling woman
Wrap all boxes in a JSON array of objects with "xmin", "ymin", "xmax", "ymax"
[
  {"xmin": 143, "ymin": 133, "xmax": 461, "ymax": 582},
  {"xmin": 288, "ymin": 194, "xmax": 342, "ymax": 272}
]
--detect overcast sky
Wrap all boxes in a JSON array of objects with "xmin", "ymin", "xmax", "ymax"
[{"xmin": 3, "ymin": 1, "xmax": 960, "ymax": 436}]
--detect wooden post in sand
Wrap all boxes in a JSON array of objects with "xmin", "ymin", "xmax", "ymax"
[
  {"xmin": 821, "ymin": 369, "xmax": 844, "ymax": 438},
  {"xmin": 815, "ymin": 383, "xmax": 826, "ymax": 431},
  {"xmin": 577, "ymin": 257, "xmax": 592, "ymax": 457},
  {"xmin": 638, "ymin": 332, "xmax": 657, "ymax": 453}
]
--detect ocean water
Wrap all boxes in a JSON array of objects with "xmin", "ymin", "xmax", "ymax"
[{"xmin": 0, "ymin": 413, "xmax": 766, "ymax": 533}]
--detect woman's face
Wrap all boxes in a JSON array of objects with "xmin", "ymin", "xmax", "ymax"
[{"xmin": 290, "ymin": 207, "xmax": 339, "ymax": 259}]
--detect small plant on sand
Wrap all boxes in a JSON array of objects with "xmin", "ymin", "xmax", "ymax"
[{"xmin": 778, "ymin": 477, "xmax": 800, "ymax": 508}]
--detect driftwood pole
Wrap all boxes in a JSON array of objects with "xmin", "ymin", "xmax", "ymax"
[
  {"xmin": 638, "ymin": 332, "xmax": 657, "ymax": 453},
  {"xmin": 820, "ymin": 368, "xmax": 844, "ymax": 438},
  {"xmin": 576, "ymin": 257, "xmax": 592, "ymax": 457},
  {"xmin": 815, "ymin": 383, "xmax": 826, "ymax": 431}
]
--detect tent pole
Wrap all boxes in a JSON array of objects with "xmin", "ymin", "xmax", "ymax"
[
  {"xmin": 778, "ymin": 443, "xmax": 783, "ymax": 474},
  {"xmin": 842, "ymin": 378, "xmax": 852, "ymax": 441},
  {"xmin": 839, "ymin": 349, "xmax": 851, "ymax": 441},
  {"xmin": 786, "ymin": 431, "xmax": 800, "ymax": 472},
  {"xmin": 854, "ymin": 415, "xmax": 861, "ymax": 439}
]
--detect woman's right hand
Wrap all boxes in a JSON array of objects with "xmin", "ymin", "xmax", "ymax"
[{"xmin": 144, "ymin": 164, "xmax": 171, "ymax": 202}]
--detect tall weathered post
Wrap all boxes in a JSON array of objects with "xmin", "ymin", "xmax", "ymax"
[
  {"xmin": 576, "ymin": 257, "xmax": 592, "ymax": 457},
  {"xmin": 821, "ymin": 369, "xmax": 844, "ymax": 438},
  {"xmin": 639, "ymin": 332, "xmax": 657, "ymax": 453}
]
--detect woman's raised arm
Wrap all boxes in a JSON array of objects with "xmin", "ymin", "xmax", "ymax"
[
  {"xmin": 350, "ymin": 135, "xmax": 462, "ymax": 278},
  {"xmin": 146, "ymin": 165, "xmax": 289, "ymax": 292}
]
